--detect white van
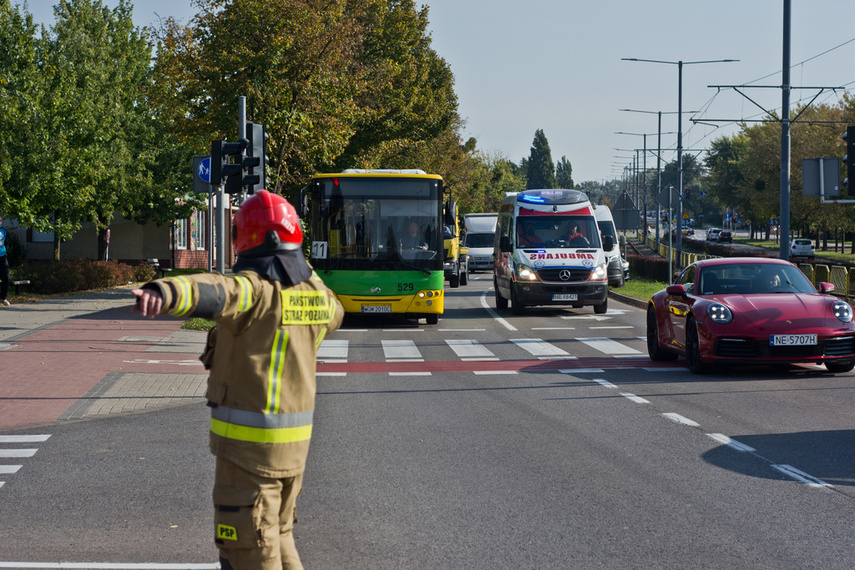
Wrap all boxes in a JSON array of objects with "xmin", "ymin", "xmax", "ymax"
[
  {"xmin": 463, "ymin": 213, "xmax": 498, "ymax": 272},
  {"xmin": 493, "ymin": 189, "xmax": 612, "ymax": 314},
  {"xmin": 593, "ymin": 204, "xmax": 628, "ymax": 287}
]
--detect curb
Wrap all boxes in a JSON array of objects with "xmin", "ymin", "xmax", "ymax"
[{"xmin": 608, "ymin": 289, "xmax": 648, "ymax": 310}]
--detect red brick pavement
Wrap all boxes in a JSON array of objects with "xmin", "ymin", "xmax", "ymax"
[{"xmin": 0, "ymin": 308, "xmax": 205, "ymax": 430}]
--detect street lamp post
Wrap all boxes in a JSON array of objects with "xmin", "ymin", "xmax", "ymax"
[{"xmin": 622, "ymin": 58, "xmax": 738, "ymax": 273}]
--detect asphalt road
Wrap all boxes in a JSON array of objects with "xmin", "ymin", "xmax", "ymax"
[{"xmin": 2, "ymin": 273, "xmax": 854, "ymax": 568}]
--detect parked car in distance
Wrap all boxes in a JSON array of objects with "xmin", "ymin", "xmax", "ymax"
[
  {"xmin": 706, "ymin": 228, "xmax": 722, "ymax": 241},
  {"xmin": 790, "ymin": 238, "xmax": 815, "ymax": 259},
  {"xmin": 646, "ymin": 257, "xmax": 855, "ymax": 374},
  {"xmin": 716, "ymin": 230, "xmax": 733, "ymax": 243}
]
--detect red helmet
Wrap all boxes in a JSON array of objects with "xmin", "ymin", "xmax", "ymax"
[{"xmin": 233, "ymin": 190, "xmax": 303, "ymax": 254}]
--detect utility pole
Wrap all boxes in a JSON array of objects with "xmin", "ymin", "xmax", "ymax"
[
  {"xmin": 623, "ymin": 57, "xmax": 738, "ymax": 268},
  {"xmin": 779, "ymin": 0, "xmax": 791, "ymax": 260}
]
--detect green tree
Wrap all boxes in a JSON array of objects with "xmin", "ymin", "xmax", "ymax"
[
  {"xmin": 151, "ymin": 0, "xmax": 458, "ymax": 199},
  {"xmin": 555, "ymin": 155, "xmax": 574, "ymax": 189},
  {"xmin": 0, "ymin": 0, "xmax": 40, "ymax": 217},
  {"xmin": 0, "ymin": 0, "xmax": 189, "ymax": 260},
  {"xmin": 526, "ymin": 129, "xmax": 555, "ymax": 189}
]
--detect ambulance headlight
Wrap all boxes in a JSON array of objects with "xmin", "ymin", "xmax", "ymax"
[
  {"xmin": 514, "ymin": 263, "xmax": 538, "ymax": 281},
  {"xmin": 592, "ymin": 263, "xmax": 608, "ymax": 280}
]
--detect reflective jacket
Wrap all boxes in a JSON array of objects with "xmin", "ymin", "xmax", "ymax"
[{"xmin": 149, "ymin": 270, "xmax": 343, "ymax": 478}]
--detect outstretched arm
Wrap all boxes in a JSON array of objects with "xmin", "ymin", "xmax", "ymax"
[{"xmin": 132, "ymin": 288, "xmax": 163, "ymax": 318}]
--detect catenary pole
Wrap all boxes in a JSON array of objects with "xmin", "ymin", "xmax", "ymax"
[{"xmin": 779, "ymin": 0, "xmax": 791, "ymax": 260}]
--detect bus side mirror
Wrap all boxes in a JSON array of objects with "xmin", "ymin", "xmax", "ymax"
[
  {"xmin": 298, "ymin": 186, "xmax": 308, "ymax": 218},
  {"xmin": 603, "ymin": 235, "xmax": 614, "ymax": 251}
]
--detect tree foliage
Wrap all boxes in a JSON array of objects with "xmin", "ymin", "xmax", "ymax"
[
  {"xmin": 0, "ymin": 0, "xmax": 201, "ymax": 260},
  {"xmin": 526, "ymin": 129, "xmax": 555, "ymax": 189},
  {"xmin": 150, "ymin": 0, "xmax": 458, "ymax": 201},
  {"xmin": 555, "ymin": 155, "xmax": 574, "ymax": 189}
]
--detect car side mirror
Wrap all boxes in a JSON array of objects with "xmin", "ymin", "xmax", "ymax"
[
  {"xmin": 500, "ymin": 236, "xmax": 511, "ymax": 252},
  {"xmin": 666, "ymin": 284, "xmax": 687, "ymax": 297},
  {"xmin": 602, "ymin": 235, "xmax": 614, "ymax": 251},
  {"xmin": 819, "ymin": 282, "xmax": 835, "ymax": 294}
]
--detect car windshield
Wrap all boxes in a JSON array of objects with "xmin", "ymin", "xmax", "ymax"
[{"xmin": 697, "ymin": 263, "xmax": 816, "ymax": 295}]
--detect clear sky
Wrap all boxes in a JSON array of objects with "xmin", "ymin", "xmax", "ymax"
[{"xmin": 25, "ymin": 0, "xmax": 855, "ymax": 184}]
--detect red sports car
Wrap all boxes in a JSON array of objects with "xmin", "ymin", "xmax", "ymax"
[{"xmin": 646, "ymin": 257, "xmax": 855, "ymax": 374}]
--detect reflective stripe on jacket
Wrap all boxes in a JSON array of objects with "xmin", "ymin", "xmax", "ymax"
[{"xmin": 151, "ymin": 270, "xmax": 343, "ymax": 478}]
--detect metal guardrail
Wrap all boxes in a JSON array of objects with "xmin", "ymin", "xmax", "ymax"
[{"xmin": 642, "ymin": 235, "xmax": 855, "ymax": 298}]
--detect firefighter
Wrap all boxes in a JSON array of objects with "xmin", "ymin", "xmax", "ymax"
[{"xmin": 132, "ymin": 190, "xmax": 344, "ymax": 569}]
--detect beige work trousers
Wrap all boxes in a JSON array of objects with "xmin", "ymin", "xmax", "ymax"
[{"xmin": 213, "ymin": 457, "xmax": 304, "ymax": 570}]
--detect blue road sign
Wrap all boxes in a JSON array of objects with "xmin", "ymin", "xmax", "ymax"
[{"xmin": 198, "ymin": 157, "xmax": 211, "ymax": 184}]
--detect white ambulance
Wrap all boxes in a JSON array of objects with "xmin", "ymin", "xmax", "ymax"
[{"xmin": 493, "ymin": 189, "xmax": 612, "ymax": 314}]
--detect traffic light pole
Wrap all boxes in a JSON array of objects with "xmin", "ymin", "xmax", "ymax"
[{"xmin": 216, "ymin": 184, "xmax": 225, "ymax": 273}]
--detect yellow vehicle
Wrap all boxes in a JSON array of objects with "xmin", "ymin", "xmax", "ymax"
[
  {"xmin": 443, "ymin": 202, "xmax": 469, "ymax": 288},
  {"xmin": 301, "ymin": 169, "xmax": 450, "ymax": 324}
]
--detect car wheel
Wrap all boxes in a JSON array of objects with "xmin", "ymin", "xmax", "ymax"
[
  {"xmin": 825, "ymin": 360, "xmax": 855, "ymax": 373},
  {"xmin": 426, "ymin": 313, "xmax": 439, "ymax": 325},
  {"xmin": 460, "ymin": 267, "xmax": 469, "ymax": 286},
  {"xmin": 686, "ymin": 318, "xmax": 711, "ymax": 374},
  {"xmin": 647, "ymin": 305, "xmax": 677, "ymax": 361},
  {"xmin": 593, "ymin": 297, "xmax": 608, "ymax": 314},
  {"xmin": 511, "ymin": 285, "xmax": 525, "ymax": 315},
  {"xmin": 494, "ymin": 279, "xmax": 508, "ymax": 310}
]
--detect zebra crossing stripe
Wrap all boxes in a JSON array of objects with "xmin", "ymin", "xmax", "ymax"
[
  {"xmin": 382, "ymin": 339, "xmax": 423, "ymax": 361},
  {"xmin": 577, "ymin": 337, "xmax": 642, "ymax": 355},
  {"xmin": 445, "ymin": 339, "xmax": 498, "ymax": 361},
  {"xmin": 0, "ymin": 449, "xmax": 38, "ymax": 458},
  {"xmin": 0, "ymin": 435, "xmax": 50, "ymax": 443},
  {"xmin": 510, "ymin": 338, "xmax": 572, "ymax": 359}
]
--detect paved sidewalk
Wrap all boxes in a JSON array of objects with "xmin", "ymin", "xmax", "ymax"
[{"xmin": 0, "ymin": 287, "xmax": 209, "ymax": 430}]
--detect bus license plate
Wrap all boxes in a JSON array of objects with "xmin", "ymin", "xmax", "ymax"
[
  {"xmin": 553, "ymin": 293, "xmax": 578, "ymax": 301},
  {"xmin": 770, "ymin": 334, "xmax": 817, "ymax": 346},
  {"xmin": 362, "ymin": 305, "xmax": 392, "ymax": 313}
]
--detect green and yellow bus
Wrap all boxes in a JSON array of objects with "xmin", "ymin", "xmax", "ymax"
[{"xmin": 301, "ymin": 169, "xmax": 454, "ymax": 325}]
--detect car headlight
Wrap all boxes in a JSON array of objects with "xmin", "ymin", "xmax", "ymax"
[
  {"xmin": 833, "ymin": 300, "xmax": 853, "ymax": 323},
  {"xmin": 514, "ymin": 262, "xmax": 538, "ymax": 281},
  {"xmin": 591, "ymin": 263, "xmax": 607, "ymax": 280},
  {"xmin": 707, "ymin": 302, "xmax": 733, "ymax": 324}
]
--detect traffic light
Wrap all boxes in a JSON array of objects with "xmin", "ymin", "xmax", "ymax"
[
  {"xmin": 246, "ymin": 122, "xmax": 269, "ymax": 194},
  {"xmin": 684, "ymin": 188, "xmax": 690, "ymax": 199},
  {"xmin": 844, "ymin": 126, "xmax": 855, "ymax": 196},
  {"xmin": 210, "ymin": 139, "xmax": 246, "ymax": 187}
]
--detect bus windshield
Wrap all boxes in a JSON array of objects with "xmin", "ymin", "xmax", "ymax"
[{"xmin": 309, "ymin": 177, "xmax": 443, "ymax": 270}]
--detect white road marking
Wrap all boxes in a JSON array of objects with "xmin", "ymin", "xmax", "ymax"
[
  {"xmin": 317, "ymin": 339, "xmax": 348, "ymax": 363},
  {"xmin": 662, "ymin": 413, "xmax": 700, "ymax": 427},
  {"xmin": 577, "ymin": 337, "xmax": 642, "ymax": 355},
  {"xmin": 707, "ymin": 433, "xmax": 756, "ymax": 452},
  {"xmin": 382, "ymin": 339, "xmax": 423, "ymax": 361},
  {"xmin": 481, "ymin": 290, "xmax": 517, "ymax": 331},
  {"xmin": 445, "ymin": 339, "xmax": 497, "ymax": 360},
  {"xmin": 772, "ymin": 464, "xmax": 832, "ymax": 488},
  {"xmin": 0, "ymin": 563, "xmax": 220, "ymax": 569},
  {"xmin": 0, "ymin": 449, "xmax": 37, "ymax": 458},
  {"xmin": 510, "ymin": 339, "xmax": 572, "ymax": 359},
  {"xmin": 0, "ymin": 465, "xmax": 22, "ymax": 474},
  {"xmin": 0, "ymin": 435, "xmax": 50, "ymax": 443}
]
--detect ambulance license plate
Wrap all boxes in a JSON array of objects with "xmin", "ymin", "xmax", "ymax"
[{"xmin": 553, "ymin": 293, "xmax": 578, "ymax": 301}]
